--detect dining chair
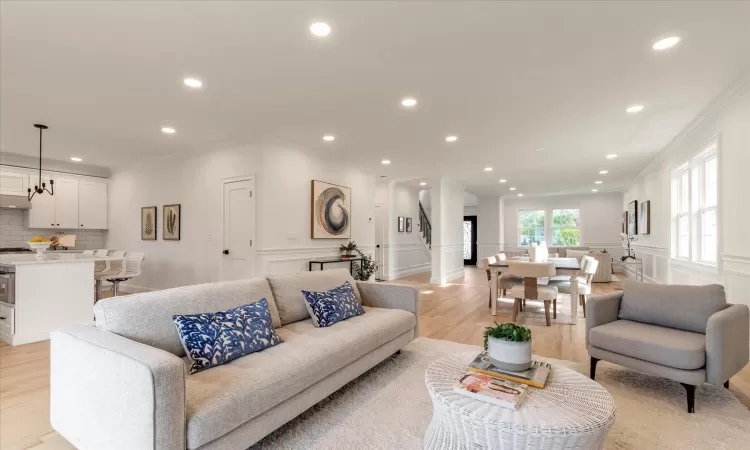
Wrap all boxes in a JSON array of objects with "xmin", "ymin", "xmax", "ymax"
[
  {"xmin": 549, "ymin": 256, "xmax": 599, "ymax": 318},
  {"xmin": 106, "ymin": 252, "xmax": 146, "ymax": 297},
  {"xmin": 508, "ymin": 261, "xmax": 559, "ymax": 326},
  {"xmin": 94, "ymin": 250, "xmax": 126, "ymax": 302},
  {"xmin": 82, "ymin": 250, "xmax": 95, "ymax": 256},
  {"xmin": 483, "ymin": 256, "xmax": 498, "ymax": 307},
  {"xmin": 93, "ymin": 249, "xmax": 109, "ymax": 257}
]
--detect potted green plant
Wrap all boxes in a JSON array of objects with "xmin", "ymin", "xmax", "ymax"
[
  {"xmin": 483, "ymin": 322, "xmax": 532, "ymax": 371},
  {"xmin": 353, "ymin": 248, "xmax": 378, "ymax": 281},
  {"xmin": 339, "ymin": 241, "xmax": 358, "ymax": 258}
]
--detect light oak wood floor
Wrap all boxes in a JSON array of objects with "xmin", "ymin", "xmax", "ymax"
[{"xmin": 1, "ymin": 268, "xmax": 749, "ymax": 449}]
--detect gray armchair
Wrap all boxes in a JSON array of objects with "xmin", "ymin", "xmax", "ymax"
[{"xmin": 586, "ymin": 282, "xmax": 749, "ymax": 413}]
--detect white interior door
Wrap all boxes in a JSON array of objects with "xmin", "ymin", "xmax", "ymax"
[
  {"xmin": 374, "ymin": 204, "xmax": 384, "ymax": 280},
  {"xmin": 222, "ymin": 177, "xmax": 255, "ymax": 281}
]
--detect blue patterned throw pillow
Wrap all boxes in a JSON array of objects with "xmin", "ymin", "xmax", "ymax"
[
  {"xmin": 173, "ymin": 298, "xmax": 283, "ymax": 374},
  {"xmin": 301, "ymin": 281, "xmax": 365, "ymax": 327}
]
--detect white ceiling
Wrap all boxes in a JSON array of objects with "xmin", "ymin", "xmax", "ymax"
[{"xmin": 2, "ymin": 1, "xmax": 749, "ymax": 197}]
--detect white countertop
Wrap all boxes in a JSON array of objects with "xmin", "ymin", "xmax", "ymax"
[{"xmin": 0, "ymin": 253, "xmax": 123, "ymax": 267}]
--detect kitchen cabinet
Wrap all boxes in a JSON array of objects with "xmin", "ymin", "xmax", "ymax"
[
  {"xmin": 78, "ymin": 180, "xmax": 107, "ymax": 229},
  {"xmin": 0, "ymin": 170, "xmax": 29, "ymax": 196},
  {"xmin": 26, "ymin": 176, "xmax": 81, "ymax": 229}
]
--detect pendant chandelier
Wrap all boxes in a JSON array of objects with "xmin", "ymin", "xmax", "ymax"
[{"xmin": 28, "ymin": 124, "xmax": 54, "ymax": 201}]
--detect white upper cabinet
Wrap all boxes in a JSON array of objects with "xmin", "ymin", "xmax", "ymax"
[
  {"xmin": 54, "ymin": 177, "xmax": 79, "ymax": 229},
  {"xmin": 0, "ymin": 170, "xmax": 29, "ymax": 196},
  {"xmin": 26, "ymin": 175, "xmax": 56, "ymax": 228},
  {"xmin": 24, "ymin": 172, "xmax": 107, "ymax": 230},
  {"xmin": 78, "ymin": 180, "xmax": 107, "ymax": 229}
]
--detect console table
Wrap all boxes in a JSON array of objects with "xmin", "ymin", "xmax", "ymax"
[
  {"xmin": 308, "ymin": 256, "xmax": 362, "ymax": 275},
  {"xmin": 612, "ymin": 257, "xmax": 644, "ymax": 282}
]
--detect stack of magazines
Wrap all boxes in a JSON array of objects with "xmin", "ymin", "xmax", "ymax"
[{"xmin": 453, "ymin": 352, "xmax": 551, "ymax": 410}]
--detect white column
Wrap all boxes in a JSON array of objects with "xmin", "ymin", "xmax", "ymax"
[{"xmin": 430, "ymin": 178, "xmax": 465, "ymax": 284}]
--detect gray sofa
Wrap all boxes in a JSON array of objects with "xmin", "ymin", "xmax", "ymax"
[
  {"xmin": 49, "ymin": 269, "xmax": 419, "ymax": 449},
  {"xmin": 587, "ymin": 281, "xmax": 749, "ymax": 413}
]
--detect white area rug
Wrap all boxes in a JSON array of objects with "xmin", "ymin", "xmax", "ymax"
[{"xmin": 252, "ymin": 338, "xmax": 750, "ymax": 449}]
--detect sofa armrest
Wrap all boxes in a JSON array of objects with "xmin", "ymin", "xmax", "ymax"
[
  {"xmin": 357, "ymin": 281, "xmax": 420, "ymax": 336},
  {"xmin": 50, "ymin": 325, "xmax": 185, "ymax": 450},
  {"xmin": 586, "ymin": 291, "xmax": 623, "ymax": 348},
  {"xmin": 706, "ymin": 304, "xmax": 750, "ymax": 385}
]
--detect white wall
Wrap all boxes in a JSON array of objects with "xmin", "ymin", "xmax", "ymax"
[
  {"xmin": 430, "ymin": 178, "xmax": 465, "ymax": 284},
  {"xmin": 502, "ymin": 192, "xmax": 624, "ymax": 255},
  {"xmin": 477, "ymin": 196, "xmax": 502, "ymax": 266},
  {"xmin": 623, "ymin": 78, "xmax": 750, "ymax": 309},
  {"xmin": 382, "ymin": 182, "xmax": 430, "ymax": 280},
  {"xmin": 106, "ymin": 145, "xmax": 376, "ymax": 291}
]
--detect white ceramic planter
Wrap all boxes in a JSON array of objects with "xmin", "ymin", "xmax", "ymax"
[{"xmin": 487, "ymin": 337, "xmax": 532, "ymax": 371}]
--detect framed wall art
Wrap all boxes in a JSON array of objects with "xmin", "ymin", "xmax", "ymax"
[
  {"xmin": 406, "ymin": 217, "xmax": 412, "ymax": 233},
  {"xmin": 141, "ymin": 206, "xmax": 157, "ymax": 240},
  {"xmin": 311, "ymin": 180, "xmax": 351, "ymax": 239},
  {"xmin": 163, "ymin": 204, "xmax": 181, "ymax": 240},
  {"xmin": 398, "ymin": 216, "xmax": 405, "ymax": 232},
  {"xmin": 639, "ymin": 200, "xmax": 651, "ymax": 235},
  {"xmin": 627, "ymin": 201, "xmax": 638, "ymax": 237}
]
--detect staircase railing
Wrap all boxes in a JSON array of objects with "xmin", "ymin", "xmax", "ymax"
[{"xmin": 418, "ymin": 201, "xmax": 432, "ymax": 249}]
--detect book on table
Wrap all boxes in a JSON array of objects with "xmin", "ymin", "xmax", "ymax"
[
  {"xmin": 453, "ymin": 372, "xmax": 528, "ymax": 410},
  {"xmin": 467, "ymin": 352, "xmax": 551, "ymax": 388}
]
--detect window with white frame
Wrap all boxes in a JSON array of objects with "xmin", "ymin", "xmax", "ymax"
[
  {"xmin": 518, "ymin": 209, "xmax": 545, "ymax": 246},
  {"xmin": 552, "ymin": 208, "xmax": 581, "ymax": 246},
  {"xmin": 670, "ymin": 140, "xmax": 718, "ymax": 264}
]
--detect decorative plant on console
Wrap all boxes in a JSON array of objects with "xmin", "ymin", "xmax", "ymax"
[
  {"xmin": 353, "ymin": 248, "xmax": 378, "ymax": 281},
  {"xmin": 339, "ymin": 240, "xmax": 358, "ymax": 257},
  {"xmin": 483, "ymin": 322, "xmax": 532, "ymax": 371}
]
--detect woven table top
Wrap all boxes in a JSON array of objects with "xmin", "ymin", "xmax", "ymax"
[{"xmin": 425, "ymin": 352, "xmax": 617, "ymax": 435}]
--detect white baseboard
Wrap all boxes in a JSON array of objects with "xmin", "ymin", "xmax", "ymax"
[{"xmin": 430, "ymin": 267, "xmax": 465, "ymax": 285}]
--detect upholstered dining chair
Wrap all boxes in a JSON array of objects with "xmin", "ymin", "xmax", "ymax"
[
  {"xmin": 549, "ymin": 256, "xmax": 599, "ymax": 318},
  {"xmin": 485, "ymin": 254, "xmax": 523, "ymax": 309},
  {"xmin": 507, "ymin": 262, "xmax": 559, "ymax": 326}
]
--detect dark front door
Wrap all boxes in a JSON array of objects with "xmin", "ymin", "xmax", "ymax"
[{"xmin": 463, "ymin": 215, "xmax": 478, "ymax": 266}]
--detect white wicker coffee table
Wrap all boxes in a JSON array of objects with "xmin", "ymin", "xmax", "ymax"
[{"xmin": 424, "ymin": 352, "xmax": 616, "ymax": 450}]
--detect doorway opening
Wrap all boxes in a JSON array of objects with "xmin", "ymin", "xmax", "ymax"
[{"xmin": 463, "ymin": 215, "xmax": 477, "ymax": 266}]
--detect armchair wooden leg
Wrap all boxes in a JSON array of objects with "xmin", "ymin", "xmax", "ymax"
[
  {"xmin": 581, "ymin": 295, "xmax": 587, "ymax": 318},
  {"xmin": 543, "ymin": 300, "xmax": 551, "ymax": 326},
  {"xmin": 522, "ymin": 299, "xmax": 526, "ymax": 310},
  {"xmin": 590, "ymin": 357, "xmax": 599, "ymax": 380},
  {"xmin": 681, "ymin": 383, "xmax": 696, "ymax": 413},
  {"xmin": 512, "ymin": 298, "xmax": 521, "ymax": 322},
  {"xmin": 501, "ymin": 289, "xmax": 506, "ymax": 298},
  {"xmin": 488, "ymin": 290, "xmax": 492, "ymax": 309},
  {"xmin": 553, "ymin": 299, "xmax": 557, "ymax": 319},
  {"xmin": 724, "ymin": 380, "xmax": 730, "ymax": 389}
]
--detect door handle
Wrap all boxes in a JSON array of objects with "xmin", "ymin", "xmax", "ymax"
[{"xmin": 223, "ymin": 250, "xmax": 229, "ymax": 255}]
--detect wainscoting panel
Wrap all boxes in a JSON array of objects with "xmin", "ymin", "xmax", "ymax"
[
  {"xmin": 431, "ymin": 244, "xmax": 464, "ymax": 284},
  {"xmin": 256, "ymin": 246, "xmax": 375, "ymax": 277},
  {"xmin": 723, "ymin": 254, "xmax": 750, "ymax": 308},
  {"xmin": 384, "ymin": 243, "xmax": 431, "ymax": 280}
]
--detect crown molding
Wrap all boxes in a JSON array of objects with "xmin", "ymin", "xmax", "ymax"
[{"xmin": 635, "ymin": 69, "xmax": 750, "ymax": 181}]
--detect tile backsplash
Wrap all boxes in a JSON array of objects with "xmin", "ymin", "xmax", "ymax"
[{"xmin": 0, "ymin": 209, "xmax": 106, "ymax": 250}]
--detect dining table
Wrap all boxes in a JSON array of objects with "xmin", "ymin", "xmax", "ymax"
[{"xmin": 488, "ymin": 257, "xmax": 582, "ymax": 324}]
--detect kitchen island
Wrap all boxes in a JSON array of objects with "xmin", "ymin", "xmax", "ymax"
[{"xmin": 0, "ymin": 253, "xmax": 121, "ymax": 345}]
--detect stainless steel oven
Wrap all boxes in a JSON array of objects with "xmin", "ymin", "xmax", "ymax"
[{"xmin": 0, "ymin": 266, "xmax": 15, "ymax": 305}]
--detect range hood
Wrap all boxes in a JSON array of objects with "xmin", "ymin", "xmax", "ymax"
[{"xmin": 0, "ymin": 194, "xmax": 32, "ymax": 210}]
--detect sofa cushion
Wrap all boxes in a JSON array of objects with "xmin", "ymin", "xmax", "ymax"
[
  {"xmin": 302, "ymin": 281, "xmax": 365, "ymax": 327},
  {"xmin": 589, "ymin": 320, "xmax": 706, "ymax": 370},
  {"xmin": 94, "ymin": 278, "xmax": 281, "ymax": 357},
  {"xmin": 566, "ymin": 249, "xmax": 591, "ymax": 261},
  {"xmin": 183, "ymin": 306, "xmax": 415, "ymax": 449},
  {"xmin": 173, "ymin": 298, "xmax": 284, "ymax": 374},
  {"xmin": 267, "ymin": 268, "xmax": 362, "ymax": 325},
  {"xmin": 618, "ymin": 281, "xmax": 726, "ymax": 333}
]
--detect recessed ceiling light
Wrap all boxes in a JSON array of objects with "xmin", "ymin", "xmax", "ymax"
[
  {"xmin": 591, "ymin": 189, "xmax": 599, "ymax": 192},
  {"xmin": 322, "ymin": 134, "xmax": 335, "ymax": 142},
  {"xmin": 401, "ymin": 97, "xmax": 417, "ymax": 108},
  {"xmin": 498, "ymin": 179, "xmax": 507, "ymax": 183},
  {"xmin": 484, "ymin": 167, "xmax": 493, "ymax": 172},
  {"xmin": 595, "ymin": 180, "xmax": 603, "ymax": 184},
  {"xmin": 509, "ymin": 187, "xmax": 517, "ymax": 191},
  {"xmin": 626, "ymin": 105, "xmax": 644, "ymax": 113},
  {"xmin": 70, "ymin": 157, "xmax": 82, "ymax": 162},
  {"xmin": 652, "ymin": 36, "xmax": 681, "ymax": 51},
  {"xmin": 420, "ymin": 182, "xmax": 427, "ymax": 186},
  {"xmin": 606, "ymin": 154, "xmax": 618, "ymax": 159},
  {"xmin": 161, "ymin": 126, "xmax": 176, "ymax": 135},
  {"xmin": 517, "ymin": 193, "xmax": 524, "ymax": 197},
  {"xmin": 183, "ymin": 77, "xmax": 203, "ymax": 89},
  {"xmin": 381, "ymin": 159, "xmax": 391, "ymax": 165},
  {"xmin": 536, "ymin": 148, "xmax": 545, "ymax": 152},
  {"xmin": 445, "ymin": 135, "xmax": 458, "ymax": 143},
  {"xmin": 309, "ymin": 22, "xmax": 331, "ymax": 37},
  {"xmin": 599, "ymin": 170, "xmax": 609, "ymax": 175}
]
